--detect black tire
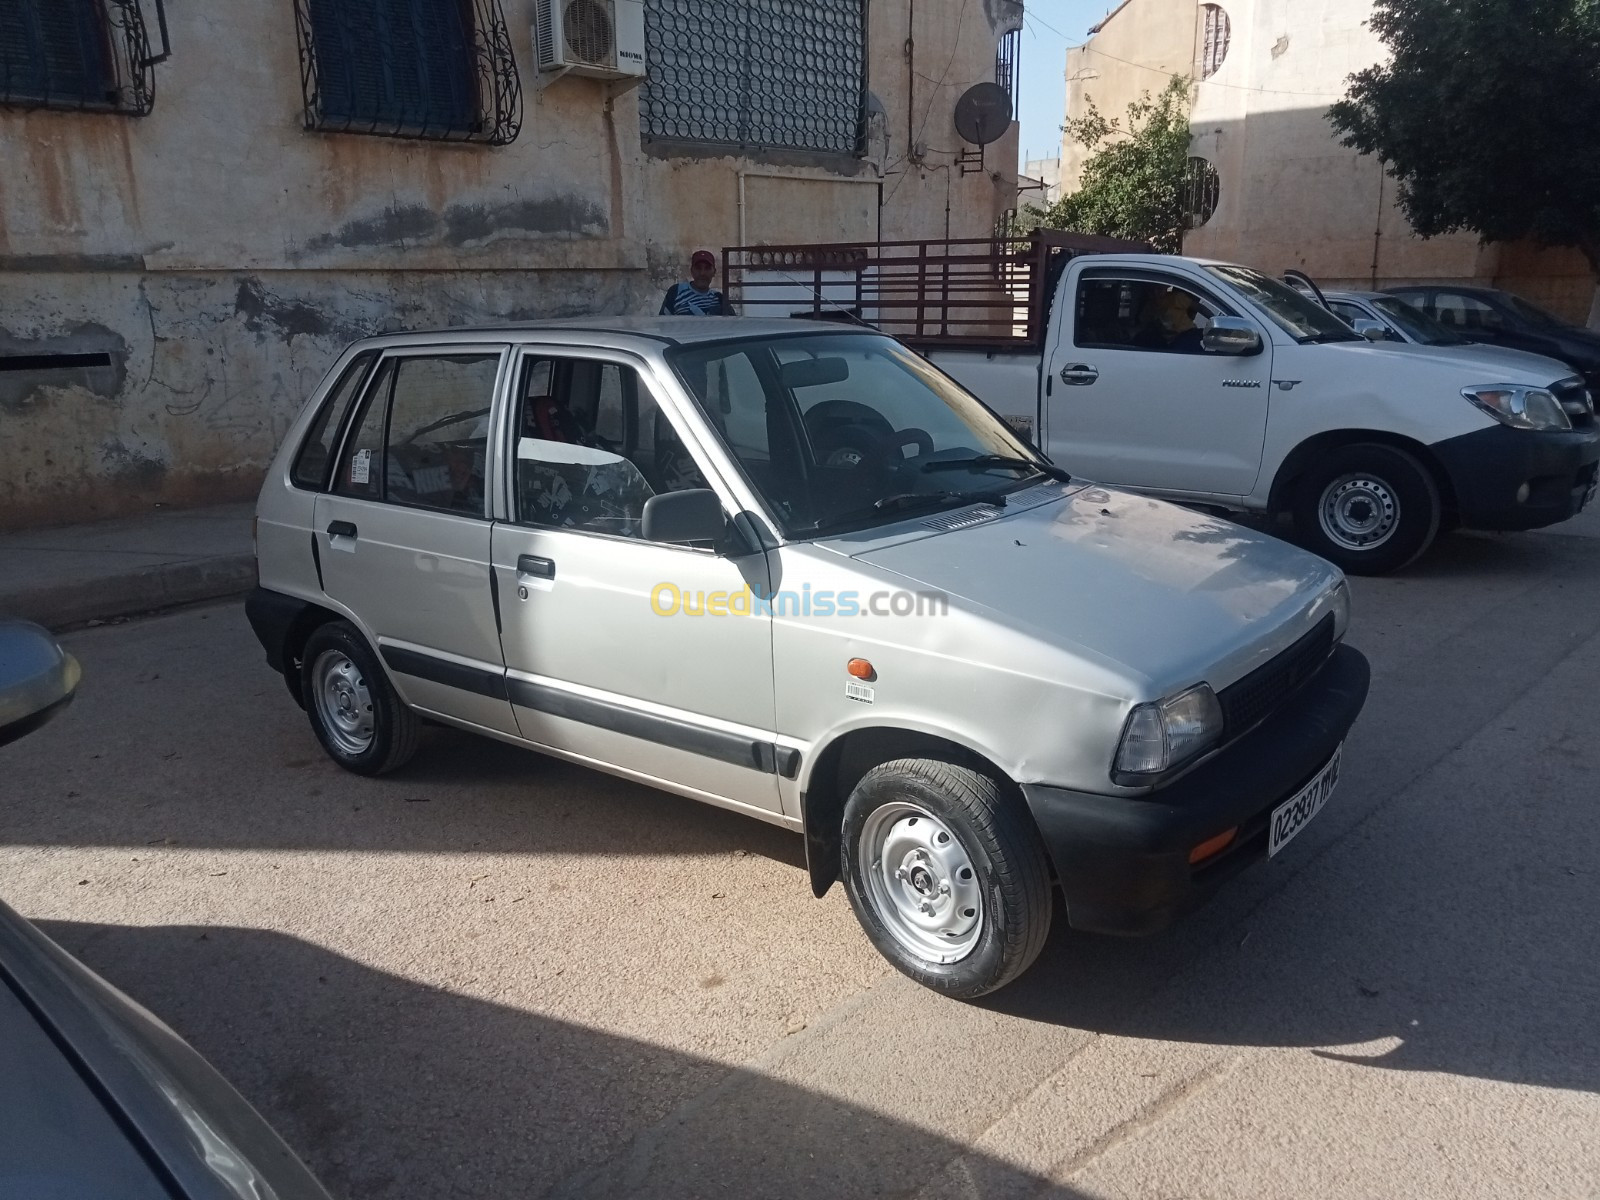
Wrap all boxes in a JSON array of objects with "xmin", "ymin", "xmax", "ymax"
[
  {"xmin": 841, "ymin": 758, "xmax": 1052, "ymax": 1000},
  {"xmin": 1292, "ymin": 443, "xmax": 1441, "ymax": 575},
  {"xmin": 300, "ymin": 621, "xmax": 419, "ymax": 776}
]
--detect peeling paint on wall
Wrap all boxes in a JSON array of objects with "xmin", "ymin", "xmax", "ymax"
[{"xmin": 303, "ymin": 194, "xmax": 609, "ymax": 257}]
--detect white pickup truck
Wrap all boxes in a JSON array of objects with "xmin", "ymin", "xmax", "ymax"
[{"xmin": 727, "ymin": 237, "xmax": 1600, "ymax": 574}]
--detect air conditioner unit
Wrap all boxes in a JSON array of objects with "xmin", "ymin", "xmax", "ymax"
[{"xmin": 536, "ymin": 0, "xmax": 646, "ymax": 80}]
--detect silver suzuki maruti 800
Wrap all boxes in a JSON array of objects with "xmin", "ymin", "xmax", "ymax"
[{"xmin": 248, "ymin": 318, "xmax": 1369, "ymax": 998}]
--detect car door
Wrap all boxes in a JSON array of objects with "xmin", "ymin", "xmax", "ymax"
[
  {"xmin": 1044, "ymin": 268, "xmax": 1273, "ymax": 497},
  {"xmin": 314, "ymin": 344, "xmax": 519, "ymax": 737},
  {"xmin": 489, "ymin": 346, "xmax": 783, "ymax": 816}
]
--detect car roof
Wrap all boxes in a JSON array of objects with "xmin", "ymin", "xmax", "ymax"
[
  {"xmin": 351, "ymin": 315, "xmax": 870, "ymax": 353},
  {"xmin": 1322, "ymin": 290, "xmax": 1386, "ymax": 302}
]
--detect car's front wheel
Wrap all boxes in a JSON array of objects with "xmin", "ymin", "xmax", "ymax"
[
  {"xmin": 301, "ymin": 621, "xmax": 419, "ymax": 776},
  {"xmin": 841, "ymin": 758, "xmax": 1052, "ymax": 999},
  {"xmin": 1293, "ymin": 443, "xmax": 1441, "ymax": 575}
]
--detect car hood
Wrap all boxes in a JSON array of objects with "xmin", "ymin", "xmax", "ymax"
[
  {"xmin": 844, "ymin": 486, "xmax": 1343, "ymax": 694},
  {"xmin": 1359, "ymin": 339, "xmax": 1577, "ymax": 384}
]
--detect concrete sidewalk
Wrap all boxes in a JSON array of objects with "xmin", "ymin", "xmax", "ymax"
[{"xmin": 0, "ymin": 504, "xmax": 255, "ymax": 630}]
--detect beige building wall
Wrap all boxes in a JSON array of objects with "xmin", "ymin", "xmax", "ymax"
[
  {"xmin": 1059, "ymin": 0, "xmax": 1594, "ymax": 320},
  {"xmin": 0, "ymin": 0, "xmax": 1020, "ymax": 530}
]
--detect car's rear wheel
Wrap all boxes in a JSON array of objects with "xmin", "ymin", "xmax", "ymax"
[
  {"xmin": 1293, "ymin": 444, "xmax": 1440, "ymax": 575},
  {"xmin": 841, "ymin": 758, "xmax": 1052, "ymax": 999},
  {"xmin": 301, "ymin": 622, "xmax": 419, "ymax": 776}
]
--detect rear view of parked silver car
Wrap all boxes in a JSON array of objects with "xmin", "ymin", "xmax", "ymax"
[{"xmin": 249, "ymin": 318, "xmax": 1369, "ymax": 998}]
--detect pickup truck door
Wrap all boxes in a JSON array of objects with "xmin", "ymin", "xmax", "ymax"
[
  {"xmin": 489, "ymin": 347, "xmax": 784, "ymax": 816},
  {"xmin": 1044, "ymin": 267, "xmax": 1272, "ymax": 497}
]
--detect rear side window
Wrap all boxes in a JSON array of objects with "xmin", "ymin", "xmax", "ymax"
[{"xmin": 291, "ymin": 352, "xmax": 376, "ymax": 490}]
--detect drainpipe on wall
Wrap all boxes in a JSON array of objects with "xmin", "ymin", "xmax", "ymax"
[{"xmin": 1371, "ymin": 167, "xmax": 1385, "ymax": 289}]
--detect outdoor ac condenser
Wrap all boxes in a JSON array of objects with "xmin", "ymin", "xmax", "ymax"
[{"xmin": 535, "ymin": 0, "xmax": 647, "ymax": 80}]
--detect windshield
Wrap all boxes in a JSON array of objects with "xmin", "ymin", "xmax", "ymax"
[
  {"xmin": 1501, "ymin": 292, "xmax": 1570, "ymax": 331},
  {"xmin": 1204, "ymin": 265, "xmax": 1364, "ymax": 343},
  {"xmin": 669, "ymin": 333, "xmax": 1053, "ymax": 537},
  {"xmin": 1368, "ymin": 295, "xmax": 1468, "ymax": 346}
]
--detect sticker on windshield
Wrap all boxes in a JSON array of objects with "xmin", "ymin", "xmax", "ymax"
[{"xmin": 351, "ymin": 448, "xmax": 372, "ymax": 485}]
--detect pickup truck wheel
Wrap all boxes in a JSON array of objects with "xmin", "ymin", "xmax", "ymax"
[
  {"xmin": 842, "ymin": 759, "xmax": 1052, "ymax": 999},
  {"xmin": 301, "ymin": 622, "xmax": 419, "ymax": 776},
  {"xmin": 1293, "ymin": 444, "xmax": 1440, "ymax": 575}
]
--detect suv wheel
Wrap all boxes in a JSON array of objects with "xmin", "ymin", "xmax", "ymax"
[
  {"xmin": 841, "ymin": 758, "xmax": 1052, "ymax": 999},
  {"xmin": 301, "ymin": 622, "xmax": 419, "ymax": 776},
  {"xmin": 1293, "ymin": 444, "xmax": 1440, "ymax": 575}
]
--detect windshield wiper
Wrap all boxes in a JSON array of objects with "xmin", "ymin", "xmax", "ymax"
[
  {"xmin": 921, "ymin": 455, "xmax": 1072, "ymax": 483},
  {"xmin": 805, "ymin": 490, "xmax": 1010, "ymax": 535}
]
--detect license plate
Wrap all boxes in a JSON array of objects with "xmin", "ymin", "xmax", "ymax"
[{"xmin": 1268, "ymin": 745, "xmax": 1342, "ymax": 857}]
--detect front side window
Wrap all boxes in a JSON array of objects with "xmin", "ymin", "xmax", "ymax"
[
  {"xmin": 513, "ymin": 356, "xmax": 710, "ymax": 540},
  {"xmin": 1368, "ymin": 295, "xmax": 1466, "ymax": 346},
  {"xmin": 1202, "ymin": 264, "xmax": 1362, "ymax": 343},
  {"xmin": 296, "ymin": 0, "xmax": 522, "ymax": 144},
  {"xmin": 671, "ymin": 333, "xmax": 1045, "ymax": 537},
  {"xmin": 1075, "ymin": 277, "xmax": 1220, "ymax": 354},
  {"xmin": 334, "ymin": 352, "xmax": 501, "ymax": 516},
  {"xmin": 0, "ymin": 0, "xmax": 160, "ymax": 115},
  {"xmin": 640, "ymin": 0, "xmax": 865, "ymax": 155},
  {"xmin": 1433, "ymin": 292, "xmax": 1507, "ymax": 334}
]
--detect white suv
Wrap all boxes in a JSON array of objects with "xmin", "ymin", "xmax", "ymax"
[{"xmin": 248, "ymin": 318, "xmax": 1368, "ymax": 998}]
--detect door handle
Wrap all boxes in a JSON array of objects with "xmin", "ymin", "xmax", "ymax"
[
  {"xmin": 1060, "ymin": 364, "xmax": 1099, "ymax": 386},
  {"xmin": 517, "ymin": 554, "xmax": 555, "ymax": 580},
  {"xmin": 327, "ymin": 520, "xmax": 358, "ymax": 539}
]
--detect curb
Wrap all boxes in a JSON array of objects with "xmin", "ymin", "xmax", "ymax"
[{"xmin": 0, "ymin": 555, "xmax": 257, "ymax": 631}]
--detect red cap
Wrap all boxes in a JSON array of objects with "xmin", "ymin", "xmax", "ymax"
[{"xmin": 691, "ymin": 249, "xmax": 716, "ymax": 267}]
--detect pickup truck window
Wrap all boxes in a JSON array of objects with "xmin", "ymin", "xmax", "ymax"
[
  {"xmin": 1075, "ymin": 278, "xmax": 1217, "ymax": 353},
  {"xmin": 513, "ymin": 355, "xmax": 709, "ymax": 540},
  {"xmin": 1203, "ymin": 265, "xmax": 1362, "ymax": 344},
  {"xmin": 670, "ymin": 332, "xmax": 1045, "ymax": 537}
]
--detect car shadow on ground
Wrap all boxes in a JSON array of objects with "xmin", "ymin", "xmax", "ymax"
[{"xmin": 41, "ymin": 919, "xmax": 1083, "ymax": 1200}]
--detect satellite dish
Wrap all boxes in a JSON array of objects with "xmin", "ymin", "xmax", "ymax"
[{"xmin": 953, "ymin": 82, "xmax": 1013, "ymax": 146}]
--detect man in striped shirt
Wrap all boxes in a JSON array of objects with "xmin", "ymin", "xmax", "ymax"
[{"xmin": 660, "ymin": 249, "xmax": 735, "ymax": 316}]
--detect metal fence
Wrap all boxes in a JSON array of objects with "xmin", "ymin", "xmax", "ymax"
[
  {"xmin": 641, "ymin": 0, "xmax": 866, "ymax": 155},
  {"xmin": 0, "ymin": 0, "xmax": 166, "ymax": 116},
  {"xmin": 295, "ymin": 0, "xmax": 522, "ymax": 145}
]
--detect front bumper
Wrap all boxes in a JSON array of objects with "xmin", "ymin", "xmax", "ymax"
[
  {"xmin": 1020, "ymin": 643, "xmax": 1370, "ymax": 936},
  {"xmin": 1431, "ymin": 424, "xmax": 1600, "ymax": 531}
]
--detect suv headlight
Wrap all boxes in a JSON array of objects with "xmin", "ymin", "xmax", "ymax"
[
  {"xmin": 1113, "ymin": 684, "xmax": 1225, "ymax": 782},
  {"xmin": 1462, "ymin": 385, "xmax": 1572, "ymax": 431}
]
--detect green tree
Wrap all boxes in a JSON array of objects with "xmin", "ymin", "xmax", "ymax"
[
  {"xmin": 1025, "ymin": 77, "xmax": 1193, "ymax": 253},
  {"xmin": 1329, "ymin": 0, "xmax": 1600, "ymax": 318}
]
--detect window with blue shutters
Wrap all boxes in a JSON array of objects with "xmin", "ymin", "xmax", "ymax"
[
  {"xmin": 294, "ymin": 0, "xmax": 522, "ymax": 145},
  {"xmin": 0, "ymin": 0, "xmax": 164, "ymax": 115}
]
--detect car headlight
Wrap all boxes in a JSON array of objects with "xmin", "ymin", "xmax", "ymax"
[
  {"xmin": 1113, "ymin": 684, "xmax": 1225, "ymax": 782},
  {"xmin": 1462, "ymin": 385, "xmax": 1572, "ymax": 431}
]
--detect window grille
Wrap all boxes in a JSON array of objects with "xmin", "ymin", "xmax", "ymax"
[
  {"xmin": 0, "ymin": 0, "xmax": 165, "ymax": 115},
  {"xmin": 295, "ymin": 0, "xmax": 522, "ymax": 145},
  {"xmin": 995, "ymin": 29, "xmax": 1019, "ymax": 113},
  {"xmin": 641, "ymin": 0, "xmax": 866, "ymax": 156},
  {"xmin": 1199, "ymin": 4, "xmax": 1230, "ymax": 79},
  {"xmin": 1185, "ymin": 157, "xmax": 1220, "ymax": 228}
]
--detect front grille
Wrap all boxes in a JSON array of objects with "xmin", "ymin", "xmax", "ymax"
[{"xmin": 1218, "ymin": 615, "xmax": 1335, "ymax": 739}]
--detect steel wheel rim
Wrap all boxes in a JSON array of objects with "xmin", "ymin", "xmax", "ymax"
[
  {"xmin": 311, "ymin": 650, "xmax": 375, "ymax": 757},
  {"xmin": 1319, "ymin": 474, "xmax": 1399, "ymax": 552},
  {"xmin": 859, "ymin": 802, "xmax": 983, "ymax": 964}
]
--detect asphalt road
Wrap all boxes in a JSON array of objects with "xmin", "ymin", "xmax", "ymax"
[{"xmin": 5, "ymin": 508, "xmax": 1599, "ymax": 1199}]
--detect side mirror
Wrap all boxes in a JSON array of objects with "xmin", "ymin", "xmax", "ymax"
[
  {"xmin": 1352, "ymin": 319, "xmax": 1390, "ymax": 342},
  {"xmin": 0, "ymin": 621, "xmax": 81, "ymax": 749},
  {"xmin": 642, "ymin": 489, "xmax": 728, "ymax": 546},
  {"xmin": 1202, "ymin": 316, "xmax": 1263, "ymax": 356}
]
